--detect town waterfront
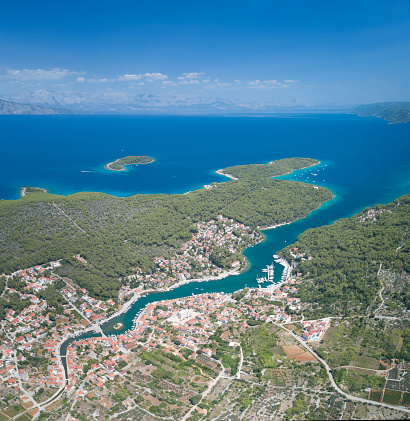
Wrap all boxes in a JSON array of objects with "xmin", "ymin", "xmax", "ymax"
[{"xmin": 1, "ymin": 113, "xmax": 410, "ymax": 354}]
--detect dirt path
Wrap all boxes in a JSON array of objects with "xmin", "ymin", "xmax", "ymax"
[{"xmin": 53, "ymin": 202, "xmax": 86, "ymax": 233}]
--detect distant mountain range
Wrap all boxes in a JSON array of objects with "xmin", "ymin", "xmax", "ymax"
[
  {"xmin": 354, "ymin": 102, "xmax": 410, "ymax": 124},
  {"xmin": 1, "ymin": 92, "xmax": 409, "ymax": 121},
  {"xmin": 0, "ymin": 98, "xmax": 76, "ymax": 115},
  {"xmin": 0, "ymin": 90, "xmax": 351, "ymax": 113}
]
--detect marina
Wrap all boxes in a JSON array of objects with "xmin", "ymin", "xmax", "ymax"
[
  {"xmin": 274, "ymin": 254, "xmax": 292, "ymax": 282},
  {"xmin": 256, "ymin": 263, "xmax": 275, "ymax": 284}
]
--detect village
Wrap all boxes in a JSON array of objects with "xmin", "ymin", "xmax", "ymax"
[
  {"xmin": 125, "ymin": 215, "xmax": 261, "ymax": 290},
  {"xmin": 0, "ymin": 244, "xmax": 335, "ymax": 421},
  {"xmin": 2, "ymin": 222, "xmax": 405, "ymax": 420},
  {"xmin": 358, "ymin": 208, "xmax": 392, "ymax": 223}
]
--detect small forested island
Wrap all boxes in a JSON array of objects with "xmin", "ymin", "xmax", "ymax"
[
  {"xmin": 354, "ymin": 102, "xmax": 410, "ymax": 124},
  {"xmin": 217, "ymin": 157, "xmax": 319, "ymax": 181},
  {"xmin": 106, "ymin": 155, "xmax": 154, "ymax": 171}
]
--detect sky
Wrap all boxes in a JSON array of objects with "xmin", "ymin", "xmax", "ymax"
[{"xmin": 0, "ymin": 0, "xmax": 409, "ymax": 105}]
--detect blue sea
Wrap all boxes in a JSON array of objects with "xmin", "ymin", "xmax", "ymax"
[{"xmin": 2, "ymin": 113, "xmax": 410, "ymax": 341}]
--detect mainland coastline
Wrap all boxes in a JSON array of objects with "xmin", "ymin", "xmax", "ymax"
[
  {"xmin": 215, "ymin": 169, "xmax": 238, "ymax": 180},
  {"xmin": 5, "ymin": 156, "xmax": 339, "ymax": 418},
  {"xmin": 10, "ymin": 157, "xmax": 334, "ymax": 365},
  {"xmin": 61, "ymin": 159, "xmax": 331, "ymax": 345}
]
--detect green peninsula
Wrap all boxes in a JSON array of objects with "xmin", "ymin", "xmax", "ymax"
[
  {"xmin": 281, "ymin": 195, "xmax": 410, "ymax": 318},
  {"xmin": 106, "ymin": 155, "xmax": 154, "ymax": 171},
  {"xmin": 354, "ymin": 102, "xmax": 410, "ymax": 124},
  {"xmin": 278, "ymin": 194, "xmax": 410, "ymax": 404},
  {"xmin": 0, "ymin": 157, "xmax": 332, "ymax": 300}
]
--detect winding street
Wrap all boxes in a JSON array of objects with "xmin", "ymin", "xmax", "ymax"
[{"xmin": 273, "ymin": 322, "xmax": 410, "ymax": 414}]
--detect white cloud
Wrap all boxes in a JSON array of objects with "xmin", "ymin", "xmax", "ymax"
[
  {"xmin": 247, "ymin": 78, "xmax": 298, "ymax": 89},
  {"xmin": 76, "ymin": 77, "xmax": 85, "ymax": 83},
  {"xmin": 118, "ymin": 74, "xmax": 143, "ymax": 81},
  {"xmin": 216, "ymin": 82, "xmax": 232, "ymax": 87},
  {"xmin": 284, "ymin": 79, "xmax": 298, "ymax": 83},
  {"xmin": 143, "ymin": 72, "xmax": 168, "ymax": 80},
  {"xmin": 202, "ymin": 79, "xmax": 211, "ymax": 83},
  {"xmin": 162, "ymin": 80, "xmax": 177, "ymax": 86},
  {"xmin": 118, "ymin": 72, "xmax": 167, "ymax": 82},
  {"xmin": 178, "ymin": 79, "xmax": 200, "ymax": 85},
  {"xmin": 177, "ymin": 72, "xmax": 205, "ymax": 80},
  {"xmin": 5, "ymin": 68, "xmax": 80, "ymax": 80},
  {"xmin": 263, "ymin": 79, "xmax": 280, "ymax": 85},
  {"xmin": 137, "ymin": 82, "xmax": 145, "ymax": 85}
]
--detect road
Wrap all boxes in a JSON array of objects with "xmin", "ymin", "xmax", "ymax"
[
  {"xmin": 274, "ymin": 322, "xmax": 410, "ymax": 414},
  {"xmin": 236, "ymin": 342, "xmax": 244, "ymax": 379},
  {"xmin": 52, "ymin": 272, "xmax": 106, "ymax": 337},
  {"xmin": 181, "ymin": 363, "xmax": 226, "ymax": 421},
  {"xmin": 52, "ymin": 202, "xmax": 86, "ymax": 233},
  {"xmin": 65, "ymin": 376, "xmax": 88, "ymax": 421},
  {"xmin": 227, "ymin": 342, "xmax": 244, "ymax": 379},
  {"xmin": 375, "ymin": 286, "xmax": 385, "ymax": 314},
  {"xmin": 0, "ymin": 276, "xmax": 9, "ymax": 297}
]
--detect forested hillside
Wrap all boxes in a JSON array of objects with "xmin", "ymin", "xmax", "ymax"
[
  {"xmin": 281, "ymin": 195, "xmax": 410, "ymax": 317},
  {"xmin": 354, "ymin": 102, "xmax": 410, "ymax": 124},
  {"xmin": 0, "ymin": 158, "xmax": 333, "ymax": 299},
  {"xmin": 107, "ymin": 155, "xmax": 154, "ymax": 170},
  {"xmin": 220, "ymin": 157, "xmax": 319, "ymax": 181}
]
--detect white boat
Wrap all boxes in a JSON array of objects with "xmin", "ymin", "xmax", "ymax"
[{"xmin": 256, "ymin": 263, "xmax": 274, "ymax": 283}]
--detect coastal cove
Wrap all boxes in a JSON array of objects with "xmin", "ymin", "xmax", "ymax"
[
  {"xmin": 1, "ymin": 114, "xmax": 410, "ymax": 358},
  {"xmin": 60, "ymin": 182, "xmax": 338, "ymax": 359}
]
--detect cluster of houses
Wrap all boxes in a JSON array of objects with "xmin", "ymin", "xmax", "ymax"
[
  {"xmin": 131, "ymin": 216, "xmax": 260, "ymax": 289},
  {"xmin": 358, "ymin": 208, "xmax": 392, "ymax": 223},
  {"xmin": 60, "ymin": 280, "xmax": 318, "ymax": 396},
  {"xmin": 5, "ymin": 302, "xmax": 49, "ymax": 343},
  {"xmin": 244, "ymin": 289, "xmax": 291, "ymax": 323},
  {"xmin": 13, "ymin": 267, "xmax": 55, "ymax": 296},
  {"xmin": 44, "ymin": 356, "xmax": 65, "ymax": 388},
  {"xmin": 61, "ymin": 282, "xmax": 116, "ymax": 322},
  {"xmin": 66, "ymin": 336, "xmax": 132, "ymax": 392},
  {"xmin": 3, "ymin": 264, "xmax": 60, "ymax": 341},
  {"xmin": 301, "ymin": 319, "xmax": 330, "ymax": 341},
  {"xmin": 0, "ymin": 246, "xmax": 332, "ymax": 405},
  {"xmin": 78, "ymin": 292, "xmax": 115, "ymax": 322},
  {"xmin": 15, "ymin": 265, "xmax": 46, "ymax": 279},
  {"xmin": 0, "ymin": 349, "xmax": 17, "ymax": 385},
  {"xmin": 288, "ymin": 247, "xmax": 312, "ymax": 261},
  {"xmin": 62, "ymin": 293, "xmax": 236, "ymax": 392}
]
